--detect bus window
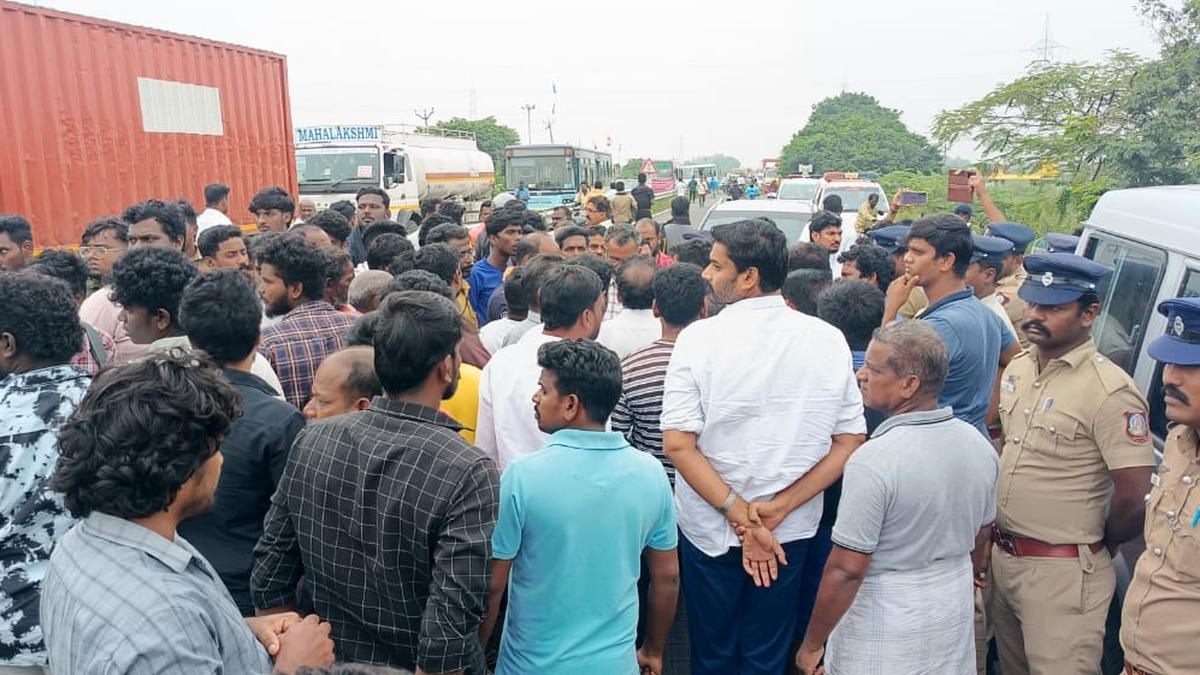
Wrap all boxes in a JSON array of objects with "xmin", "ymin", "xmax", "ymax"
[
  {"xmin": 1085, "ymin": 234, "xmax": 1167, "ymax": 375},
  {"xmin": 1146, "ymin": 267, "xmax": 1200, "ymax": 439}
]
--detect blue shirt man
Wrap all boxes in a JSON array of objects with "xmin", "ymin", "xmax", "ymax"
[
  {"xmin": 885, "ymin": 213, "xmax": 1017, "ymax": 437},
  {"xmin": 483, "ymin": 339, "xmax": 678, "ymax": 675},
  {"xmin": 468, "ymin": 208, "xmax": 523, "ymax": 323}
]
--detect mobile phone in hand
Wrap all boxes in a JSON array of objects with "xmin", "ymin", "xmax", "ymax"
[{"xmin": 897, "ymin": 191, "xmax": 928, "ymax": 206}]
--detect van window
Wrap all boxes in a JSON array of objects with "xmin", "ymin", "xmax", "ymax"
[
  {"xmin": 1146, "ymin": 267, "xmax": 1200, "ymax": 438},
  {"xmin": 1085, "ymin": 234, "xmax": 1167, "ymax": 375}
]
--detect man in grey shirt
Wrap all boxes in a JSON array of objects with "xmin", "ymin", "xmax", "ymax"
[
  {"xmin": 796, "ymin": 321, "xmax": 998, "ymax": 675},
  {"xmin": 40, "ymin": 351, "xmax": 334, "ymax": 674}
]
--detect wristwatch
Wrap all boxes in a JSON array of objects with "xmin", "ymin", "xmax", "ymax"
[{"xmin": 717, "ymin": 489, "xmax": 737, "ymax": 515}]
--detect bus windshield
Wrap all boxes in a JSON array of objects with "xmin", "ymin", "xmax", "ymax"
[
  {"xmin": 508, "ymin": 156, "xmax": 575, "ymax": 191},
  {"xmin": 296, "ymin": 147, "xmax": 380, "ymax": 192}
]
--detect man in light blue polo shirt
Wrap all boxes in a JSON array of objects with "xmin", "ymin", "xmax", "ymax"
[
  {"xmin": 884, "ymin": 213, "xmax": 1019, "ymax": 437},
  {"xmin": 481, "ymin": 339, "xmax": 678, "ymax": 675}
]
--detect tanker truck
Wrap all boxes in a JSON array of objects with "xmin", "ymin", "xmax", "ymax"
[{"xmin": 294, "ymin": 124, "xmax": 495, "ymax": 223}]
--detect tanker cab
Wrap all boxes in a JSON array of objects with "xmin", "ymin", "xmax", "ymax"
[{"xmin": 382, "ymin": 151, "xmax": 412, "ymax": 210}]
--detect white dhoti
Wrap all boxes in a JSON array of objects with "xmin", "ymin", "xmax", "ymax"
[{"xmin": 827, "ymin": 557, "xmax": 974, "ymax": 675}]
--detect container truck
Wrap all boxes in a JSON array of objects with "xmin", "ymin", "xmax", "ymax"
[{"xmin": 0, "ymin": 1, "xmax": 296, "ymax": 249}]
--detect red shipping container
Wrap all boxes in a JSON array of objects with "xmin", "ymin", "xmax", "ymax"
[{"xmin": 0, "ymin": 1, "xmax": 296, "ymax": 248}]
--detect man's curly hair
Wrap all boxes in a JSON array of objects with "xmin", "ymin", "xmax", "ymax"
[
  {"xmin": 51, "ymin": 350, "xmax": 241, "ymax": 519},
  {"xmin": 254, "ymin": 232, "xmax": 326, "ymax": 301},
  {"xmin": 108, "ymin": 247, "xmax": 197, "ymax": 322},
  {"xmin": 0, "ymin": 272, "xmax": 83, "ymax": 363}
]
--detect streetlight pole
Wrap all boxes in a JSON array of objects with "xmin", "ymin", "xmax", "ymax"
[{"xmin": 521, "ymin": 103, "xmax": 536, "ymax": 143}]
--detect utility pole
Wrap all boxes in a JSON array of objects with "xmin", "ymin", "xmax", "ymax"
[
  {"xmin": 521, "ymin": 103, "xmax": 536, "ymax": 143},
  {"xmin": 414, "ymin": 107, "xmax": 435, "ymax": 128}
]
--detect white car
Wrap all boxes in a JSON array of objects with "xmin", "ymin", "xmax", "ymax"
[
  {"xmin": 813, "ymin": 173, "xmax": 889, "ymax": 228},
  {"xmin": 775, "ymin": 177, "xmax": 820, "ymax": 206},
  {"xmin": 698, "ymin": 199, "xmax": 816, "ymax": 244},
  {"xmin": 699, "ymin": 194, "xmax": 864, "ymax": 276}
]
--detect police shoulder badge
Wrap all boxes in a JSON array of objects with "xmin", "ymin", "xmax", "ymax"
[
  {"xmin": 1125, "ymin": 411, "xmax": 1150, "ymax": 443},
  {"xmin": 996, "ymin": 291, "xmax": 1010, "ymax": 306}
]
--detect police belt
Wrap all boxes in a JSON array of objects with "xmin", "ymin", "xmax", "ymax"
[{"xmin": 992, "ymin": 528, "xmax": 1104, "ymax": 558}]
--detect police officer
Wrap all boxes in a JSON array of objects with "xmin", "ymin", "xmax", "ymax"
[
  {"xmin": 1121, "ymin": 297, "xmax": 1200, "ymax": 675},
  {"xmin": 987, "ymin": 221, "xmax": 1036, "ymax": 349},
  {"xmin": 989, "ymin": 253, "xmax": 1155, "ymax": 675},
  {"xmin": 866, "ymin": 224, "xmax": 928, "ymax": 319}
]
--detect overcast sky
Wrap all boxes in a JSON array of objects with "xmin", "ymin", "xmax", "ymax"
[{"xmin": 45, "ymin": 0, "xmax": 1163, "ymax": 167}]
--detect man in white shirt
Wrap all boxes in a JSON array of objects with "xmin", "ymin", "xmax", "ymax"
[
  {"xmin": 477, "ymin": 264, "xmax": 606, "ymax": 470},
  {"xmin": 598, "ymin": 256, "xmax": 661, "ymax": 359},
  {"xmin": 965, "ymin": 234, "xmax": 1020, "ymax": 342},
  {"xmin": 661, "ymin": 219, "xmax": 867, "ymax": 675},
  {"xmin": 196, "ymin": 183, "xmax": 234, "ymax": 233}
]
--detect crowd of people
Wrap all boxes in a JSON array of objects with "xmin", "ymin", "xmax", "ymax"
[{"xmin": 0, "ymin": 175, "xmax": 1197, "ymax": 675}]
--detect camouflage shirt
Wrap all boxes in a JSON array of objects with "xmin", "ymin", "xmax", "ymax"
[{"xmin": 0, "ymin": 365, "xmax": 90, "ymax": 666}]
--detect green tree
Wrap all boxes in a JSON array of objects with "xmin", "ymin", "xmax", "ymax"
[
  {"xmin": 932, "ymin": 52, "xmax": 1143, "ymax": 186},
  {"xmin": 434, "ymin": 116, "xmax": 521, "ymax": 190},
  {"xmin": 779, "ymin": 93, "xmax": 942, "ymax": 175},
  {"xmin": 1109, "ymin": 0, "xmax": 1200, "ymax": 185}
]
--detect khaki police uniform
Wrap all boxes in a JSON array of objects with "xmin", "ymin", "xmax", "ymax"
[
  {"xmin": 992, "ymin": 339, "xmax": 1154, "ymax": 675},
  {"xmin": 996, "ymin": 269, "xmax": 1030, "ymax": 350},
  {"xmin": 898, "ymin": 286, "xmax": 928, "ymax": 320},
  {"xmin": 1120, "ymin": 425, "xmax": 1200, "ymax": 675}
]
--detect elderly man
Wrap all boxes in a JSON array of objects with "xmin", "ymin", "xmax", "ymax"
[
  {"xmin": 795, "ymin": 321, "xmax": 999, "ymax": 675},
  {"xmin": 302, "ymin": 346, "xmax": 381, "ymax": 420}
]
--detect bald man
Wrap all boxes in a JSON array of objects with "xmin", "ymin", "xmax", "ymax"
[
  {"xmin": 302, "ymin": 346, "xmax": 382, "ymax": 420},
  {"xmin": 292, "ymin": 223, "xmax": 333, "ymax": 248}
]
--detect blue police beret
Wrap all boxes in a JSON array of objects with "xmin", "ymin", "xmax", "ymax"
[
  {"xmin": 1148, "ymin": 297, "xmax": 1200, "ymax": 366},
  {"xmin": 1018, "ymin": 253, "xmax": 1111, "ymax": 305},
  {"xmin": 986, "ymin": 222, "xmax": 1036, "ymax": 254},
  {"xmin": 1045, "ymin": 233, "xmax": 1080, "ymax": 254},
  {"xmin": 865, "ymin": 225, "xmax": 909, "ymax": 254},
  {"xmin": 953, "ymin": 204, "xmax": 973, "ymax": 217},
  {"xmin": 970, "ymin": 234, "xmax": 1013, "ymax": 263}
]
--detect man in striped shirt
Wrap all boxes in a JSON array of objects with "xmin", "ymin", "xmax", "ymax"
[{"xmin": 611, "ymin": 263, "xmax": 708, "ymax": 484}]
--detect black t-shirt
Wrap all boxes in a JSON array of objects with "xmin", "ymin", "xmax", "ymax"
[{"xmin": 631, "ymin": 183, "xmax": 654, "ymax": 210}]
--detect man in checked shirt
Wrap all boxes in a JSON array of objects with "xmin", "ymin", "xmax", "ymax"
[
  {"xmin": 256, "ymin": 233, "xmax": 358, "ymax": 409},
  {"xmin": 252, "ymin": 290, "xmax": 499, "ymax": 675}
]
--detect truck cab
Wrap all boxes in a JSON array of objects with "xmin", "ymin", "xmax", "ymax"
[{"xmin": 295, "ymin": 125, "xmax": 494, "ymax": 224}]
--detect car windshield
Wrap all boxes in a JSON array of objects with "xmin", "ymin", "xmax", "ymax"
[
  {"xmin": 702, "ymin": 211, "xmax": 809, "ymax": 243},
  {"xmin": 778, "ymin": 182, "xmax": 817, "ymax": 200},
  {"xmin": 825, "ymin": 186, "xmax": 883, "ymax": 211},
  {"xmin": 296, "ymin": 148, "xmax": 379, "ymax": 192},
  {"xmin": 507, "ymin": 156, "xmax": 575, "ymax": 191}
]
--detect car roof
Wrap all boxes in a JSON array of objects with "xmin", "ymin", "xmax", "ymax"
[
  {"xmin": 708, "ymin": 199, "xmax": 815, "ymax": 214},
  {"xmin": 781, "ymin": 177, "xmax": 819, "ymax": 184},
  {"xmin": 821, "ymin": 180, "xmax": 884, "ymax": 189},
  {"xmin": 1084, "ymin": 185, "xmax": 1200, "ymax": 256}
]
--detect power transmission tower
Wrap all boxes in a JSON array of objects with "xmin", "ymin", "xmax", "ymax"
[
  {"xmin": 521, "ymin": 103, "xmax": 536, "ymax": 142},
  {"xmin": 1028, "ymin": 14, "xmax": 1065, "ymax": 63},
  {"xmin": 414, "ymin": 107, "xmax": 436, "ymax": 128}
]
